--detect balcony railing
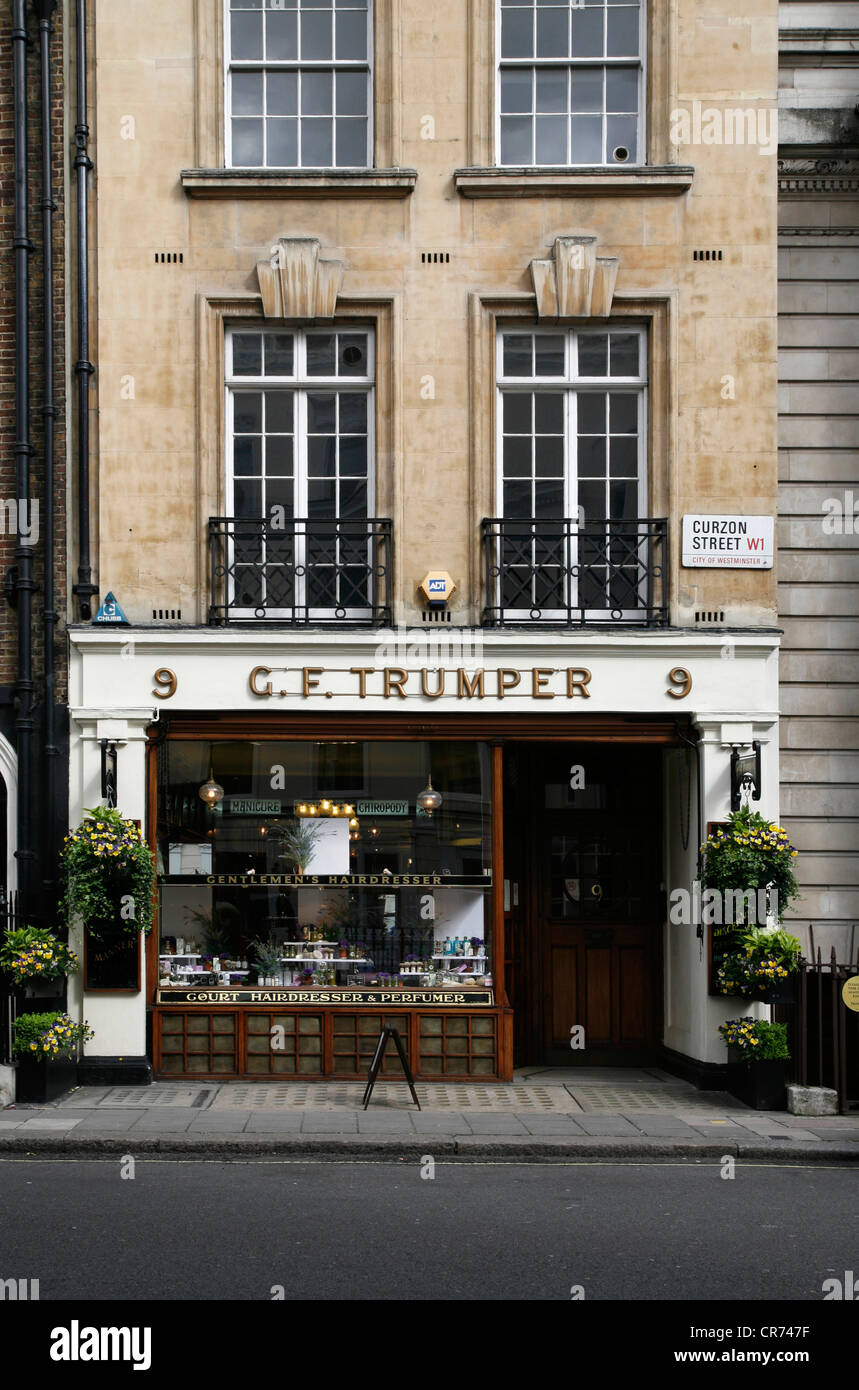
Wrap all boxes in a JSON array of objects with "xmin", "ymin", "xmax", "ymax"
[
  {"xmin": 208, "ymin": 516, "xmax": 392, "ymax": 626},
  {"xmin": 482, "ymin": 516, "xmax": 669, "ymax": 627}
]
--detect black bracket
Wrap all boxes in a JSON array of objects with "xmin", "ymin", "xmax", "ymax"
[
  {"xmin": 100, "ymin": 740, "xmax": 117, "ymax": 808},
  {"xmin": 731, "ymin": 739, "xmax": 761, "ymax": 812}
]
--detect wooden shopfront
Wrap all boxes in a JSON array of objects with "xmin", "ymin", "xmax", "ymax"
[{"xmin": 148, "ymin": 713, "xmax": 681, "ymax": 1080}]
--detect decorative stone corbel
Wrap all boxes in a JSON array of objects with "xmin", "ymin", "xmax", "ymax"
[
  {"xmin": 529, "ymin": 236, "xmax": 620, "ymax": 319},
  {"xmin": 255, "ymin": 237, "xmax": 345, "ymax": 319}
]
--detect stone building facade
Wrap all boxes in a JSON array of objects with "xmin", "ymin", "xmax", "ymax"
[
  {"xmin": 66, "ymin": 0, "xmax": 783, "ymax": 1084},
  {"xmin": 778, "ymin": 0, "xmax": 859, "ymax": 962}
]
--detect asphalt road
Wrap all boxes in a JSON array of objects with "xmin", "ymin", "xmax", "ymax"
[{"xmin": 0, "ymin": 1158, "xmax": 856, "ymax": 1302}]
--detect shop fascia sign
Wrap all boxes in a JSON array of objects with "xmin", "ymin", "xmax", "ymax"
[
  {"xmin": 681, "ymin": 515, "xmax": 774, "ymax": 568},
  {"xmin": 249, "ymin": 664, "xmax": 595, "ymax": 702}
]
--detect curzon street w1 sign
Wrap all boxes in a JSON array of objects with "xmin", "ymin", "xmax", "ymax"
[{"xmin": 682, "ymin": 515, "xmax": 774, "ymax": 569}]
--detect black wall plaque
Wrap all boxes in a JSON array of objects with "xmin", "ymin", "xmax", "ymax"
[{"xmin": 84, "ymin": 925, "xmax": 141, "ymax": 992}]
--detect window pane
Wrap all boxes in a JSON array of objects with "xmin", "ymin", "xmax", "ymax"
[
  {"xmin": 571, "ymin": 115, "xmax": 602, "ymax": 163},
  {"xmin": 268, "ymin": 71, "xmax": 298, "ymax": 115},
  {"xmin": 336, "ymin": 70, "xmax": 368, "ymax": 115},
  {"xmin": 577, "ymin": 435, "xmax": 606, "ymax": 476},
  {"xmin": 609, "ymin": 393, "xmax": 638, "ymax": 433},
  {"xmin": 335, "ymin": 9, "xmax": 367, "ymax": 59},
  {"xmin": 267, "ymin": 118, "xmax": 298, "ymax": 164},
  {"xmin": 307, "ymin": 335, "xmax": 336, "ymax": 375},
  {"xmin": 335, "ymin": 117, "xmax": 367, "ymax": 164},
  {"xmin": 534, "ymin": 480, "xmax": 564, "ymax": 517},
  {"xmin": 232, "ymin": 118, "xmax": 264, "ymax": 165},
  {"xmin": 536, "ymin": 68, "xmax": 567, "ymax": 113},
  {"xmin": 610, "ymin": 436, "xmax": 638, "ymax": 476},
  {"xmin": 234, "ymin": 393, "xmax": 262, "ymax": 432},
  {"xmin": 232, "ymin": 71, "xmax": 263, "ymax": 116},
  {"xmin": 302, "ymin": 70, "xmax": 333, "ymax": 114},
  {"xmin": 339, "ymin": 334, "xmax": 368, "ymax": 376},
  {"xmin": 503, "ymin": 436, "xmax": 532, "ymax": 477},
  {"xmin": 536, "ymin": 116, "xmax": 567, "ymax": 163},
  {"xmin": 535, "ymin": 335, "xmax": 565, "ymax": 375},
  {"xmin": 606, "ymin": 66, "xmax": 637, "ymax": 112},
  {"xmin": 571, "ymin": 7, "xmax": 604, "ymax": 57},
  {"xmin": 308, "ymin": 392, "xmax": 336, "ymax": 433},
  {"xmin": 266, "ymin": 8, "xmax": 298, "ymax": 59},
  {"xmin": 609, "ymin": 333, "xmax": 639, "ymax": 377},
  {"xmin": 503, "ymin": 393, "xmax": 532, "ymax": 434},
  {"xmin": 265, "ymin": 334, "xmax": 295, "ymax": 376},
  {"xmin": 338, "ymin": 392, "xmax": 367, "ymax": 432},
  {"xmin": 578, "ymin": 480, "xmax": 606, "ymax": 523},
  {"xmin": 267, "ymin": 477, "xmax": 295, "ymax": 515},
  {"xmin": 301, "ymin": 118, "xmax": 333, "ymax": 164},
  {"xmin": 501, "ymin": 116, "xmax": 532, "ymax": 164},
  {"xmin": 607, "ymin": 115, "xmax": 637, "ymax": 162},
  {"xmin": 234, "ymin": 436, "xmax": 261, "ymax": 476},
  {"xmin": 503, "ymin": 335, "xmax": 533, "ymax": 376},
  {"xmin": 231, "ymin": 10, "xmax": 263, "ymax": 59},
  {"xmin": 265, "ymin": 391, "xmax": 294, "ymax": 432},
  {"xmin": 234, "ymin": 479, "xmax": 262, "ymax": 516},
  {"xmin": 501, "ymin": 7, "xmax": 533, "ymax": 59},
  {"xmin": 308, "ymin": 436, "xmax": 337, "ymax": 476},
  {"xmin": 308, "ymin": 480, "xmax": 337, "ymax": 516},
  {"xmin": 535, "ymin": 436, "xmax": 564, "ymax": 476},
  {"xmin": 578, "ymin": 334, "xmax": 608, "ymax": 376},
  {"xmin": 534, "ymin": 393, "xmax": 564, "ymax": 433},
  {"xmin": 232, "ymin": 334, "xmax": 262, "ymax": 376},
  {"xmin": 536, "ymin": 6, "xmax": 569, "ymax": 57},
  {"xmin": 339, "ymin": 435, "xmax": 368, "ymax": 476},
  {"xmin": 501, "ymin": 69, "xmax": 532, "ymax": 115},
  {"xmin": 301, "ymin": 9, "xmax": 333, "ymax": 59},
  {"xmin": 606, "ymin": 5, "xmax": 639, "ymax": 56},
  {"xmin": 339, "ymin": 479, "xmax": 367, "ymax": 516},
  {"xmin": 610, "ymin": 479, "xmax": 638, "ymax": 519},
  {"xmin": 266, "ymin": 437, "xmax": 294, "ymax": 476},
  {"xmin": 578, "ymin": 392, "xmax": 606, "ymax": 433},
  {"xmin": 503, "ymin": 479, "xmax": 533, "ymax": 517},
  {"xmin": 570, "ymin": 69, "xmax": 603, "ymax": 112}
]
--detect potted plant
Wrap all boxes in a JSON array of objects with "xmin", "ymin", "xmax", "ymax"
[
  {"xmin": 0, "ymin": 926, "xmax": 79, "ymax": 1006},
  {"xmin": 718, "ymin": 1016, "xmax": 790, "ymax": 1110},
  {"xmin": 61, "ymin": 807, "xmax": 155, "ymax": 938},
  {"xmin": 250, "ymin": 936, "xmax": 283, "ymax": 985},
  {"xmin": 701, "ymin": 808, "xmax": 800, "ymax": 927},
  {"xmin": 268, "ymin": 819, "xmax": 322, "ymax": 875},
  {"xmin": 12, "ymin": 1011, "xmax": 94, "ymax": 1104}
]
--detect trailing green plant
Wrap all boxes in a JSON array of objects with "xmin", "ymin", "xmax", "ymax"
[
  {"xmin": 12, "ymin": 1011, "xmax": 94, "ymax": 1061},
  {"xmin": 0, "ymin": 926, "xmax": 79, "ymax": 985},
  {"xmin": 701, "ymin": 808, "xmax": 800, "ymax": 924},
  {"xmin": 268, "ymin": 819, "xmax": 322, "ymax": 874},
  {"xmin": 718, "ymin": 1017, "xmax": 790, "ymax": 1063},
  {"xmin": 61, "ymin": 807, "xmax": 155, "ymax": 937}
]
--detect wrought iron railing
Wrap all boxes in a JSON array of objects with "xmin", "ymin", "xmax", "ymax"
[
  {"xmin": 481, "ymin": 516, "xmax": 669, "ymax": 627},
  {"xmin": 208, "ymin": 516, "xmax": 393, "ymax": 626}
]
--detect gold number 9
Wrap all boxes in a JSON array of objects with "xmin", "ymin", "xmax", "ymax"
[
  {"xmin": 667, "ymin": 667, "xmax": 692, "ymax": 699},
  {"xmin": 591, "ymin": 883, "xmax": 603, "ymax": 901},
  {"xmin": 153, "ymin": 668, "xmax": 177, "ymax": 700}
]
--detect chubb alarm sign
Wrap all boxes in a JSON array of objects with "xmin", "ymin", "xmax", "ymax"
[{"xmin": 682, "ymin": 515, "xmax": 774, "ymax": 569}]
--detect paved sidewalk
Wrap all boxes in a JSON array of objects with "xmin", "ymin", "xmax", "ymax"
[{"xmin": 2, "ymin": 1067, "xmax": 857, "ymax": 1160}]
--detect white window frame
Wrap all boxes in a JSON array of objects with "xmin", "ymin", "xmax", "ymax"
[
  {"xmin": 494, "ymin": 0, "xmax": 646, "ymax": 168},
  {"xmin": 494, "ymin": 324, "xmax": 648, "ymax": 620},
  {"xmin": 225, "ymin": 325, "xmax": 376, "ymax": 620},
  {"xmin": 224, "ymin": 0, "xmax": 375, "ymax": 169}
]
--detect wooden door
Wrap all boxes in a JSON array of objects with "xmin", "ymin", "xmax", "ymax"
[{"xmin": 535, "ymin": 748, "xmax": 661, "ymax": 1064}]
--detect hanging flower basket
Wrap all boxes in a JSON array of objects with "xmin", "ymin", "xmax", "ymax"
[{"xmin": 61, "ymin": 807, "xmax": 155, "ymax": 938}]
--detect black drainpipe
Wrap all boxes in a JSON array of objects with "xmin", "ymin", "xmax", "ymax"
[
  {"xmin": 72, "ymin": 0, "xmax": 96, "ymax": 619},
  {"xmin": 34, "ymin": 0, "xmax": 59, "ymax": 898},
  {"xmin": 12, "ymin": 0, "xmax": 36, "ymax": 912}
]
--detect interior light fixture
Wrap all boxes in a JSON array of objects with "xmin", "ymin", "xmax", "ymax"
[
  {"xmin": 417, "ymin": 775, "xmax": 442, "ymax": 816},
  {"xmin": 198, "ymin": 766, "xmax": 224, "ymax": 807}
]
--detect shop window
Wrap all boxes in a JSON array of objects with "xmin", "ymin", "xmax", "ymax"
[
  {"xmin": 226, "ymin": 0, "xmax": 372, "ymax": 168},
  {"xmin": 156, "ymin": 739, "xmax": 494, "ymax": 1000},
  {"xmin": 497, "ymin": 0, "xmax": 644, "ymax": 166},
  {"xmin": 494, "ymin": 324, "xmax": 648, "ymax": 619}
]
